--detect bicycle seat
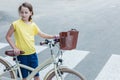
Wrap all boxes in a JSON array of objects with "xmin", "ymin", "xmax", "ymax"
[{"xmin": 5, "ymin": 50, "xmax": 25, "ymax": 56}]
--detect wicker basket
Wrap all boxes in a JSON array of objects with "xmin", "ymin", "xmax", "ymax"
[{"xmin": 59, "ymin": 29, "xmax": 79, "ymax": 50}]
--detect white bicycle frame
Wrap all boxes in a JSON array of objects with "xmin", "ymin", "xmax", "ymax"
[
  {"xmin": 14, "ymin": 54, "xmax": 58, "ymax": 80},
  {"xmin": 0, "ymin": 40, "xmax": 63, "ymax": 80}
]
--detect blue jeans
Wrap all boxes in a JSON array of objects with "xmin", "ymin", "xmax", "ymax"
[{"xmin": 17, "ymin": 53, "xmax": 39, "ymax": 78}]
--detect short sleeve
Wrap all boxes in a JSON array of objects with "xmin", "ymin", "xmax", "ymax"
[
  {"xmin": 33, "ymin": 23, "xmax": 40, "ymax": 35},
  {"xmin": 12, "ymin": 21, "xmax": 16, "ymax": 31}
]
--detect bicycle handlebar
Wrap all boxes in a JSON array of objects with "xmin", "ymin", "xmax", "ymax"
[
  {"xmin": 40, "ymin": 39, "xmax": 50, "ymax": 45},
  {"xmin": 40, "ymin": 38, "xmax": 60, "ymax": 46}
]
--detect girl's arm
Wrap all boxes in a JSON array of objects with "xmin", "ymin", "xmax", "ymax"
[
  {"xmin": 6, "ymin": 24, "xmax": 20, "ymax": 54},
  {"xmin": 6, "ymin": 24, "xmax": 16, "ymax": 48},
  {"xmin": 37, "ymin": 30, "xmax": 55, "ymax": 39}
]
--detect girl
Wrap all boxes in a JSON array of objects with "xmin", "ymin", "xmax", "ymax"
[{"xmin": 6, "ymin": 2, "xmax": 56, "ymax": 80}]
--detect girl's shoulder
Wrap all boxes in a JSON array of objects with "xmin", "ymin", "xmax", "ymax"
[{"xmin": 12, "ymin": 19, "xmax": 22, "ymax": 24}]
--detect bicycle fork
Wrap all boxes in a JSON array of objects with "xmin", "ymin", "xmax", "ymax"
[
  {"xmin": 54, "ymin": 63, "xmax": 63, "ymax": 80},
  {"xmin": 49, "ymin": 41, "xmax": 64, "ymax": 80}
]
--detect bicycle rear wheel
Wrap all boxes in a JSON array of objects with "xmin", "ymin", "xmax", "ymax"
[
  {"xmin": 45, "ymin": 67, "xmax": 85, "ymax": 80},
  {"xmin": 0, "ymin": 57, "xmax": 16, "ymax": 80}
]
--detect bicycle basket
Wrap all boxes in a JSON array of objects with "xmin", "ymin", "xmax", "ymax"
[{"xmin": 59, "ymin": 29, "xmax": 79, "ymax": 50}]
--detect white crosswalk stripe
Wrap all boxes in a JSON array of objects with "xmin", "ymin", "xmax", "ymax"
[
  {"xmin": 40, "ymin": 50, "xmax": 90, "ymax": 78},
  {"xmin": 95, "ymin": 54, "xmax": 120, "ymax": 80},
  {"xmin": 35, "ymin": 45, "xmax": 47, "ymax": 53},
  {"xmin": 0, "ymin": 43, "xmax": 47, "ymax": 53},
  {"xmin": 0, "ymin": 42, "xmax": 9, "ymax": 49}
]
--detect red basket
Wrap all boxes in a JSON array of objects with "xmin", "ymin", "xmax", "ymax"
[{"xmin": 59, "ymin": 29, "xmax": 79, "ymax": 50}]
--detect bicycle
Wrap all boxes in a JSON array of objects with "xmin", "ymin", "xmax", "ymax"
[{"xmin": 0, "ymin": 38, "xmax": 85, "ymax": 80}]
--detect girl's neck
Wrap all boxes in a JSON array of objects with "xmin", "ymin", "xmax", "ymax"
[{"xmin": 22, "ymin": 19, "xmax": 31, "ymax": 24}]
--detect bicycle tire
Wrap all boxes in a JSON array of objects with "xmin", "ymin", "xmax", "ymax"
[
  {"xmin": 0, "ymin": 57, "xmax": 16, "ymax": 80},
  {"xmin": 45, "ymin": 66, "xmax": 85, "ymax": 80}
]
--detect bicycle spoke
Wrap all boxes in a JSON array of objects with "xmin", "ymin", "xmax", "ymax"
[
  {"xmin": 0, "ymin": 63, "xmax": 11, "ymax": 78},
  {"xmin": 0, "ymin": 63, "xmax": 5, "ymax": 75},
  {"xmin": 0, "ymin": 60, "xmax": 16, "ymax": 80}
]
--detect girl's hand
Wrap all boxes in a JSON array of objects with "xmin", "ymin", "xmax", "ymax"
[
  {"xmin": 13, "ymin": 48, "xmax": 21, "ymax": 56},
  {"xmin": 54, "ymin": 35, "xmax": 60, "ymax": 39},
  {"xmin": 54, "ymin": 35, "xmax": 60, "ymax": 43}
]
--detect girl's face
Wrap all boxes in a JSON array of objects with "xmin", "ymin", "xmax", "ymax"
[{"xmin": 19, "ymin": 6, "xmax": 32, "ymax": 22}]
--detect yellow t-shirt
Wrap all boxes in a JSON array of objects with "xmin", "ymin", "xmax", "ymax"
[{"xmin": 12, "ymin": 19, "xmax": 40, "ymax": 55}]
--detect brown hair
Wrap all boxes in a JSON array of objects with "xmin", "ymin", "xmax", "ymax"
[{"xmin": 18, "ymin": 2, "xmax": 33, "ymax": 21}]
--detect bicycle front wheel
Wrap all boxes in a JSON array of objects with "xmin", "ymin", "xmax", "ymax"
[
  {"xmin": 45, "ymin": 67, "xmax": 85, "ymax": 80},
  {"xmin": 0, "ymin": 57, "xmax": 16, "ymax": 80}
]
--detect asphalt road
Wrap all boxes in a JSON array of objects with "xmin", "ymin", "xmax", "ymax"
[{"xmin": 0, "ymin": 0, "xmax": 120, "ymax": 80}]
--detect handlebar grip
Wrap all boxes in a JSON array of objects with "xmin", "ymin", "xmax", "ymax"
[
  {"xmin": 40, "ymin": 39, "xmax": 49, "ymax": 45},
  {"xmin": 40, "ymin": 38, "xmax": 60, "ymax": 46}
]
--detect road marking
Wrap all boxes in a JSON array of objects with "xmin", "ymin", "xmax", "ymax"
[
  {"xmin": 62, "ymin": 50, "xmax": 90, "ymax": 68},
  {"xmin": 0, "ymin": 42, "xmax": 9, "ymax": 49},
  {"xmin": 40, "ymin": 50, "xmax": 90, "ymax": 79},
  {"xmin": 95, "ymin": 54, "xmax": 120, "ymax": 80},
  {"xmin": 35, "ymin": 45, "xmax": 47, "ymax": 53},
  {"xmin": 0, "ymin": 77, "xmax": 15, "ymax": 80},
  {"xmin": 0, "ymin": 42, "xmax": 47, "ymax": 53}
]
